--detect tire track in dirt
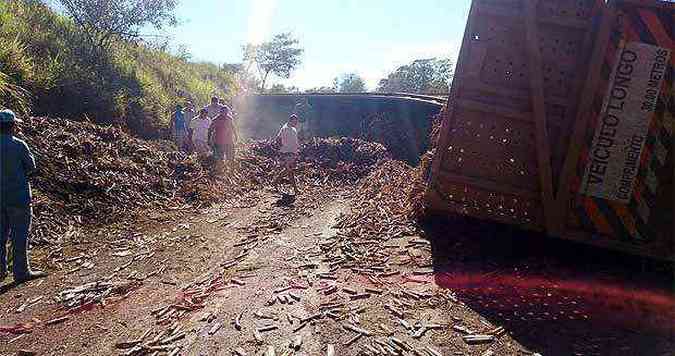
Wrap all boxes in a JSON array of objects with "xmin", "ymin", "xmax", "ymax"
[
  {"xmin": 144, "ymin": 189, "xmax": 528, "ymax": 356},
  {"xmin": 3, "ymin": 186, "xmax": 529, "ymax": 356},
  {"xmin": 0, "ymin": 192, "xmax": 276, "ymax": 355}
]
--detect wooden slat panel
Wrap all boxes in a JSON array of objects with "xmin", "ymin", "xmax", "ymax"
[
  {"xmin": 478, "ymin": 2, "xmax": 591, "ymax": 29},
  {"xmin": 426, "ymin": 186, "xmax": 543, "ymax": 232},
  {"xmin": 460, "ymin": 79, "xmax": 571, "ymax": 107},
  {"xmin": 537, "ymin": 16, "xmax": 590, "ymax": 30},
  {"xmin": 474, "ymin": 4, "xmax": 521, "ymax": 19},
  {"xmin": 455, "ymin": 99, "xmax": 532, "ymax": 122},
  {"xmin": 548, "ymin": 4, "xmax": 601, "ymax": 193},
  {"xmin": 525, "ymin": 0, "xmax": 558, "ymax": 233},
  {"xmin": 438, "ymin": 170, "xmax": 539, "ymax": 200},
  {"xmin": 426, "ymin": 1, "xmax": 477, "ymax": 200}
]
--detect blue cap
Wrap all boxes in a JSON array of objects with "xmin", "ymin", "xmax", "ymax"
[{"xmin": 0, "ymin": 109, "xmax": 21, "ymax": 123}]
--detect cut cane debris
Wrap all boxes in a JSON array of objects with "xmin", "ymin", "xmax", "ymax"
[
  {"xmin": 45, "ymin": 316, "xmax": 69, "ymax": 326},
  {"xmin": 342, "ymin": 287, "xmax": 358, "ymax": 295},
  {"xmin": 349, "ymin": 293, "xmax": 371, "ymax": 300},
  {"xmin": 463, "ymin": 335, "xmax": 495, "ymax": 345},
  {"xmin": 346, "ymin": 332, "xmax": 363, "ymax": 346},
  {"xmin": 452, "ymin": 325, "xmax": 473, "ymax": 335},
  {"xmin": 253, "ymin": 328, "xmax": 264, "ymax": 344},
  {"xmin": 208, "ymin": 323, "xmax": 223, "ymax": 335},
  {"xmin": 234, "ymin": 311, "xmax": 244, "ymax": 330},
  {"xmin": 343, "ymin": 323, "xmax": 371, "ymax": 336},
  {"xmin": 257, "ymin": 325, "xmax": 278, "ymax": 333},
  {"xmin": 425, "ymin": 346, "xmax": 443, "ymax": 356}
]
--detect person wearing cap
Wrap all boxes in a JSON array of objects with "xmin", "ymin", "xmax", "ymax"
[
  {"xmin": 169, "ymin": 104, "xmax": 189, "ymax": 151},
  {"xmin": 273, "ymin": 114, "xmax": 300, "ymax": 195},
  {"xmin": 0, "ymin": 109, "xmax": 48, "ymax": 284}
]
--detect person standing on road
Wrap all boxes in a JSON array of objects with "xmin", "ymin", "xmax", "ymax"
[
  {"xmin": 184, "ymin": 101, "xmax": 196, "ymax": 129},
  {"xmin": 208, "ymin": 106, "xmax": 237, "ymax": 171},
  {"xmin": 183, "ymin": 101, "xmax": 197, "ymax": 152},
  {"xmin": 273, "ymin": 114, "xmax": 300, "ymax": 195},
  {"xmin": 203, "ymin": 96, "xmax": 225, "ymax": 120},
  {"xmin": 189, "ymin": 109, "xmax": 212, "ymax": 155},
  {"xmin": 0, "ymin": 109, "xmax": 48, "ymax": 284},
  {"xmin": 169, "ymin": 104, "xmax": 189, "ymax": 151}
]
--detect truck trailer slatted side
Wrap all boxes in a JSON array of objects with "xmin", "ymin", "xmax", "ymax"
[{"xmin": 425, "ymin": 0, "xmax": 673, "ymax": 259}]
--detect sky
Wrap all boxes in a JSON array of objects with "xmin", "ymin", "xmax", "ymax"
[{"xmin": 166, "ymin": 0, "xmax": 472, "ymax": 90}]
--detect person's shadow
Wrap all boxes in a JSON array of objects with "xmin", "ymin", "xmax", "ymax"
[{"xmin": 0, "ymin": 280, "xmax": 20, "ymax": 295}]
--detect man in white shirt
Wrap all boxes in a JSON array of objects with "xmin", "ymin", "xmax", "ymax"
[
  {"xmin": 274, "ymin": 114, "xmax": 300, "ymax": 195},
  {"xmin": 189, "ymin": 109, "xmax": 212, "ymax": 155}
]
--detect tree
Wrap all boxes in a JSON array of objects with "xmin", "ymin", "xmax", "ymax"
[
  {"xmin": 336, "ymin": 73, "xmax": 367, "ymax": 93},
  {"xmin": 58, "ymin": 0, "xmax": 178, "ymax": 49},
  {"xmin": 268, "ymin": 84, "xmax": 300, "ymax": 94},
  {"xmin": 305, "ymin": 86, "xmax": 336, "ymax": 94},
  {"xmin": 377, "ymin": 58, "xmax": 453, "ymax": 94},
  {"xmin": 243, "ymin": 32, "xmax": 303, "ymax": 92}
]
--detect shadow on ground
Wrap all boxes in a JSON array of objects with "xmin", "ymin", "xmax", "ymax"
[{"xmin": 420, "ymin": 215, "xmax": 674, "ymax": 356}]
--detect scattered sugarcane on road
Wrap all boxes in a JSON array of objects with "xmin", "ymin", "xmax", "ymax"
[
  {"xmin": 0, "ymin": 116, "xmax": 673, "ymax": 356},
  {"xmin": 0, "ymin": 182, "xmax": 524, "ymax": 356},
  {"xmin": 0, "ymin": 153, "xmax": 523, "ymax": 355},
  {"xmin": 3, "ymin": 115, "xmax": 511, "ymax": 355}
]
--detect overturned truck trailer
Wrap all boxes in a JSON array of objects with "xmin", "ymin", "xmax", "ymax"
[{"xmin": 425, "ymin": 0, "xmax": 674, "ymax": 259}]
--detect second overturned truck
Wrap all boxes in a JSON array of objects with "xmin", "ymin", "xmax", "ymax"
[{"xmin": 424, "ymin": 0, "xmax": 674, "ymax": 259}]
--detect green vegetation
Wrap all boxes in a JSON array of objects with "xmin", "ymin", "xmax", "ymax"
[
  {"xmin": 377, "ymin": 58, "xmax": 453, "ymax": 94},
  {"xmin": 243, "ymin": 32, "xmax": 304, "ymax": 92},
  {"xmin": 335, "ymin": 73, "xmax": 367, "ymax": 93},
  {"xmin": 0, "ymin": 0, "xmax": 236, "ymax": 138}
]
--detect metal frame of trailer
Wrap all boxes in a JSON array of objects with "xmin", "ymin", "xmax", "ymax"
[{"xmin": 425, "ymin": 0, "xmax": 674, "ymax": 259}]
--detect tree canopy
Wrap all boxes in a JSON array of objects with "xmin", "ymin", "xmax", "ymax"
[
  {"xmin": 305, "ymin": 86, "xmax": 336, "ymax": 94},
  {"xmin": 58, "ymin": 0, "xmax": 178, "ymax": 49},
  {"xmin": 336, "ymin": 73, "xmax": 367, "ymax": 93},
  {"xmin": 243, "ymin": 32, "xmax": 303, "ymax": 92},
  {"xmin": 268, "ymin": 83, "xmax": 300, "ymax": 94},
  {"xmin": 376, "ymin": 58, "xmax": 453, "ymax": 94}
]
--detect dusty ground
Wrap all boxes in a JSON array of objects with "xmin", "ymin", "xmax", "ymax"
[{"xmin": 1, "ymin": 185, "xmax": 673, "ymax": 356}]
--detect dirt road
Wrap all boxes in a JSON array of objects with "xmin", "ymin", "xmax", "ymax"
[
  {"xmin": 0, "ymin": 186, "xmax": 523, "ymax": 356},
  {"xmin": 1, "ymin": 185, "xmax": 673, "ymax": 356}
]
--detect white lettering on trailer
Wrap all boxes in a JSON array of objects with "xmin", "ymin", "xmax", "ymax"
[{"xmin": 581, "ymin": 42, "xmax": 671, "ymax": 203}]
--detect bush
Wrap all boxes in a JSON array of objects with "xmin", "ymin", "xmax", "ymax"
[{"xmin": 0, "ymin": 0, "xmax": 237, "ymax": 138}]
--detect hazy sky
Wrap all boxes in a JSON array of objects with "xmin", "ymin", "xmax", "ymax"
[{"xmin": 166, "ymin": 0, "xmax": 471, "ymax": 90}]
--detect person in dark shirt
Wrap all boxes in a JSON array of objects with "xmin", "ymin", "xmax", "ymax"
[
  {"xmin": 169, "ymin": 104, "xmax": 189, "ymax": 151},
  {"xmin": 0, "ymin": 109, "xmax": 47, "ymax": 284},
  {"xmin": 209, "ymin": 106, "xmax": 237, "ymax": 173}
]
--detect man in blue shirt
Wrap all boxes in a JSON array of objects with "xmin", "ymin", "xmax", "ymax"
[
  {"xmin": 169, "ymin": 104, "xmax": 189, "ymax": 151},
  {"xmin": 0, "ymin": 109, "xmax": 47, "ymax": 284}
]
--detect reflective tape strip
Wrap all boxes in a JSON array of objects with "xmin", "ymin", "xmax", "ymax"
[
  {"xmin": 645, "ymin": 165, "xmax": 659, "ymax": 196},
  {"xmin": 654, "ymin": 136, "xmax": 668, "ymax": 165},
  {"xmin": 636, "ymin": 196, "xmax": 651, "ymax": 224}
]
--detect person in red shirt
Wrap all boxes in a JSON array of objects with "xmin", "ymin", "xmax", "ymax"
[{"xmin": 208, "ymin": 106, "xmax": 237, "ymax": 171}]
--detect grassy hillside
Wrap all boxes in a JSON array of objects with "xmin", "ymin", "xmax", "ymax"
[{"xmin": 0, "ymin": 0, "xmax": 237, "ymax": 138}]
